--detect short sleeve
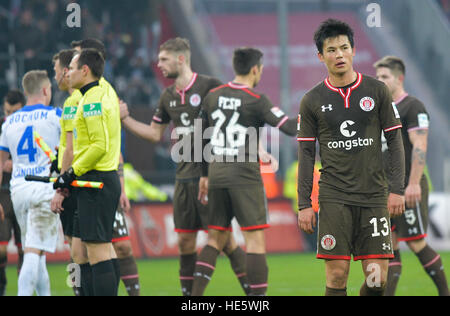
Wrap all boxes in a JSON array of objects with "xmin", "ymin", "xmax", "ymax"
[
  {"xmin": 297, "ymin": 93, "xmax": 318, "ymax": 142},
  {"xmin": 153, "ymin": 92, "xmax": 171, "ymax": 125},
  {"xmin": 405, "ymin": 101, "xmax": 429, "ymax": 132},
  {"xmin": 379, "ymin": 84, "xmax": 402, "ymax": 133},
  {"xmin": 0, "ymin": 122, "xmax": 9, "ymax": 153},
  {"xmin": 259, "ymin": 94, "xmax": 290, "ymax": 128}
]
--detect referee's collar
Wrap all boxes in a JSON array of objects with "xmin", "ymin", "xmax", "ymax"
[{"xmin": 80, "ymin": 80, "xmax": 100, "ymax": 96}]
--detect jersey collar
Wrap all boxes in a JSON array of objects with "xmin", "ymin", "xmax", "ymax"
[
  {"xmin": 394, "ymin": 93, "xmax": 409, "ymax": 105},
  {"xmin": 175, "ymin": 73, "xmax": 198, "ymax": 104},
  {"xmin": 80, "ymin": 80, "xmax": 100, "ymax": 96},
  {"xmin": 324, "ymin": 72, "xmax": 363, "ymax": 108}
]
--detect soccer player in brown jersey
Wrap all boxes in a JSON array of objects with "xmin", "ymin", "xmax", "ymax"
[
  {"xmin": 375, "ymin": 56, "xmax": 449, "ymax": 296},
  {"xmin": 120, "ymin": 38, "xmax": 250, "ymax": 296},
  {"xmin": 297, "ymin": 19, "xmax": 406, "ymax": 296},
  {"xmin": 0, "ymin": 90, "xmax": 25, "ymax": 296},
  {"xmin": 191, "ymin": 47, "xmax": 297, "ymax": 296}
]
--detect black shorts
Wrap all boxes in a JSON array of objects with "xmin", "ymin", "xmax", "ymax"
[
  {"xmin": 173, "ymin": 179, "xmax": 209, "ymax": 233},
  {"xmin": 392, "ymin": 177, "xmax": 429, "ymax": 242},
  {"xmin": 208, "ymin": 185, "xmax": 269, "ymax": 231},
  {"xmin": 73, "ymin": 170, "xmax": 121, "ymax": 243},
  {"xmin": 59, "ymin": 192, "xmax": 77, "ymax": 238},
  {"xmin": 0, "ymin": 189, "xmax": 21, "ymax": 247}
]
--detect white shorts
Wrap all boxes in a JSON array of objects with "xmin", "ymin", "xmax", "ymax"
[{"xmin": 11, "ymin": 182, "xmax": 59, "ymax": 253}]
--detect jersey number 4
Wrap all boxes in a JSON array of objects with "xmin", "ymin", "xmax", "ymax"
[{"xmin": 17, "ymin": 126, "xmax": 37, "ymax": 163}]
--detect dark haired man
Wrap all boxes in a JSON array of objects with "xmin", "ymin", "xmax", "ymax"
[
  {"xmin": 191, "ymin": 47, "xmax": 297, "ymax": 296},
  {"xmin": 0, "ymin": 90, "xmax": 26, "ymax": 296},
  {"xmin": 68, "ymin": 39, "xmax": 139, "ymax": 296},
  {"xmin": 120, "ymin": 37, "xmax": 250, "ymax": 296},
  {"xmin": 55, "ymin": 49, "xmax": 122, "ymax": 296},
  {"xmin": 297, "ymin": 19, "xmax": 406, "ymax": 296},
  {"xmin": 374, "ymin": 56, "xmax": 449, "ymax": 296}
]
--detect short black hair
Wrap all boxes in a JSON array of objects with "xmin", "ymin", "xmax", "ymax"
[
  {"xmin": 53, "ymin": 49, "xmax": 77, "ymax": 69},
  {"xmin": 4, "ymin": 90, "xmax": 26, "ymax": 106},
  {"xmin": 71, "ymin": 38, "xmax": 107, "ymax": 60},
  {"xmin": 314, "ymin": 19, "xmax": 354, "ymax": 54},
  {"xmin": 76, "ymin": 49, "xmax": 105, "ymax": 80},
  {"xmin": 232, "ymin": 47, "xmax": 263, "ymax": 76}
]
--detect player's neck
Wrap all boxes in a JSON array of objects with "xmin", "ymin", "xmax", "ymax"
[
  {"xmin": 328, "ymin": 69, "xmax": 357, "ymax": 88},
  {"xmin": 392, "ymin": 88, "xmax": 407, "ymax": 103},
  {"xmin": 26, "ymin": 96, "xmax": 47, "ymax": 106},
  {"xmin": 233, "ymin": 75, "xmax": 254, "ymax": 88},
  {"xmin": 175, "ymin": 68, "xmax": 194, "ymax": 91}
]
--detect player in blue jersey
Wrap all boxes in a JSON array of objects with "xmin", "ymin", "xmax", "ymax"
[{"xmin": 0, "ymin": 70, "xmax": 61, "ymax": 296}]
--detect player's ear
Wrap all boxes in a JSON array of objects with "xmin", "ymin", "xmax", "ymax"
[{"xmin": 317, "ymin": 52, "xmax": 324, "ymax": 63}]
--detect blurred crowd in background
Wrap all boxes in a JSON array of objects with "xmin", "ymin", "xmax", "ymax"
[{"xmin": 0, "ymin": 0, "xmax": 163, "ymax": 107}]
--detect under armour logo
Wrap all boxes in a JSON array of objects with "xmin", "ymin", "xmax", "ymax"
[
  {"xmin": 382, "ymin": 243, "xmax": 391, "ymax": 251},
  {"xmin": 322, "ymin": 104, "xmax": 333, "ymax": 112},
  {"xmin": 408, "ymin": 228, "xmax": 419, "ymax": 235},
  {"xmin": 170, "ymin": 101, "xmax": 177, "ymax": 108}
]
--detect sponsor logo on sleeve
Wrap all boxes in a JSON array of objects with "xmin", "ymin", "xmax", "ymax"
[
  {"xmin": 418, "ymin": 113, "xmax": 429, "ymax": 128},
  {"xmin": 83, "ymin": 103, "xmax": 102, "ymax": 118},
  {"xmin": 392, "ymin": 102, "xmax": 400, "ymax": 119},
  {"xmin": 63, "ymin": 106, "xmax": 78, "ymax": 120}
]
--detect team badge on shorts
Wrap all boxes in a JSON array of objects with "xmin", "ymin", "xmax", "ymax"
[
  {"xmin": 360, "ymin": 97, "xmax": 375, "ymax": 112},
  {"xmin": 190, "ymin": 94, "xmax": 202, "ymax": 107},
  {"xmin": 321, "ymin": 235, "xmax": 336, "ymax": 251}
]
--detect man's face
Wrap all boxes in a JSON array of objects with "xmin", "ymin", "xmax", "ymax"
[
  {"xmin": 157, "ymin": 50, "xmax": 180, "ymax": 79},
  {"xmin": 376, "ymin": 67, "xmax": 402, "ymax": 96},
  {"xmin": 3, "ymin": 101, "xmax": 23, "ymax": 117},
  {"xmin": 318, "ymin": 35, "xmax": 355, "ymax": 76},
  {"xmin": 54, "ymin": 59, "xmax": 69, "ymax": 91},
  {"xmin": 67, "ymin": 55, "xmax": 85, "ymax": 90}
]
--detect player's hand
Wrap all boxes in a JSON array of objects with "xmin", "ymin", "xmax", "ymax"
[
  {"xmin": 405, "ymin": 183, "xmax": 421, "ymax": 209},
  {"xmin": 0, "ymin": 203, "xmax": 4, "ymax": 222},
  {"xmin": 54, "ymin": 167, "xmax": 76, "ymax": 191},
  {"xmin": 119, "ymin": 100, "xmax": 130, "ymax": 120},
  {"xmin": 388, "ymin": 193, "xmax": 405, "ymax": 218},
  {"xmin": 120, "ymin": 191, "xmax": 131, "ymax": 213},
  {"xmin": 51, "ymin": 192, "xmax": 65, "ymax": 214},
  {"xmin": 198, "ymin": 177, "xmax": 209, "ymax": 205},
  {"xmin": 298, "ymin": 207, "xmax": 316, "ymax": 234}
]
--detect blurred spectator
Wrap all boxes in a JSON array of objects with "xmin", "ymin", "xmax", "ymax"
[
  {"xmin": 438, "ymin": 0, "xmax": 450, "ymax": 20},
  {"xmin": 0, "ymin": 0, "xmax": 161, "ymax": 107},
  {"xmin": 13, "ymin": 9, "xmax": 45, "ymax": 70}
]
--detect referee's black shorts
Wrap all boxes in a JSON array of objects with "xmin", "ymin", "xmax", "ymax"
[{"xmin": 73, "ymin": 170, "xmax": 121, "ymax": 243}]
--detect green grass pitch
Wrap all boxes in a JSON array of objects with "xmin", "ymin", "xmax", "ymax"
[{"xmin": 3, "ymin": 251, "xmax": 449, "ymax": 296}]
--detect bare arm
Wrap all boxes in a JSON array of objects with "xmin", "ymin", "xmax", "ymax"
[
  {"xmin": 118, "ymin": 153, "xmax": 131, "ymax": 213},
  {"xmin": 61, "ymin": 132, "xmax": 74, "ymax": 173},
  {"xmin": 120, "ymin": 100, "xmax": 167, "ymax": 143},
  {"xmin": 405, "ymin": 129, "xmax": 428, "ymax": 208}
]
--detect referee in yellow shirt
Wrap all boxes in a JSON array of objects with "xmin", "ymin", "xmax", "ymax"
[{"xmin": 55, "ymin": 48, "xmax": 121, "ymax": 296}]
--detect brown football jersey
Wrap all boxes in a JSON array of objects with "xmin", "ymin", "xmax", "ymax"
[
  {"xmin": 153, "ymin": 73, "xmax": 222, "ymax": 180},
  {"xmin": 382, "ymin": 94, "xmax": 429, "ymax": 186},
  {"xmin": 297, "ymin": 73, "xmax": 404, "ymax": 207},
  {"xmin": 203, "ymin": 82, "xmax": 293, "ymax": 188}
]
